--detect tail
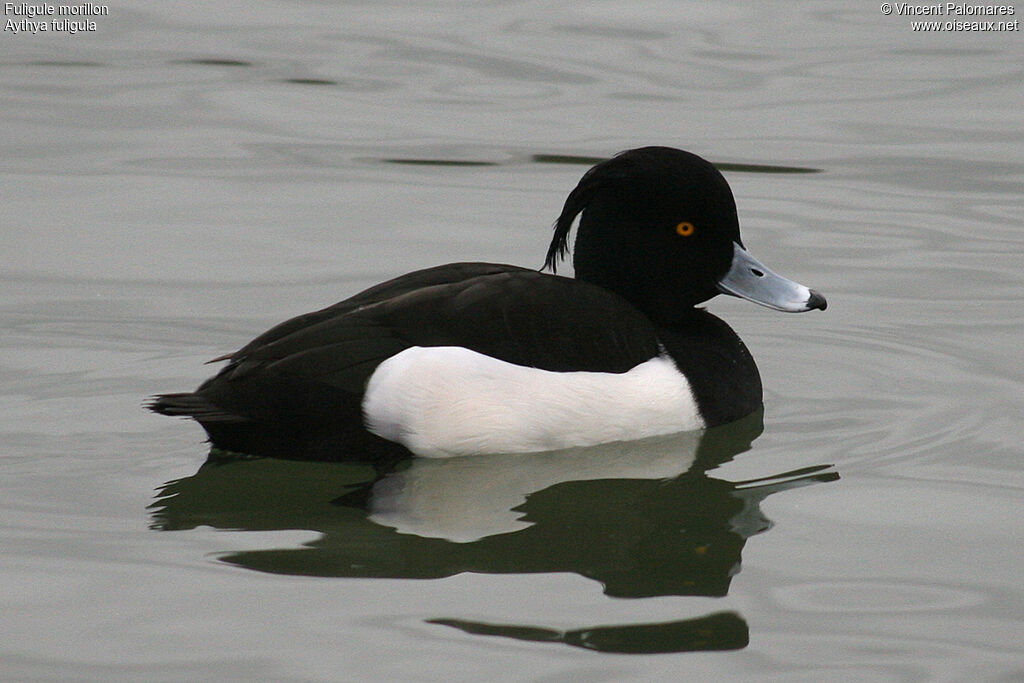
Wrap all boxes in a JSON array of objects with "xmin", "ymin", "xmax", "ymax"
[{"xmin": 147, "ymin": 393, "xmax": 246, "ymax": 423}]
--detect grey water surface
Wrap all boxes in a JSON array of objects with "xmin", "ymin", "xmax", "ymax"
[{"xmin": 2, "ymin": 1, "xmax": 1023, "ymax": 681}]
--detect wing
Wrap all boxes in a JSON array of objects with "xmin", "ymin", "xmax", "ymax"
[
  {"xmin": 210, "ymin": 263, "xmax": 662, "ymax": 395},
  {"xmin": 216, "ymin": 262, "xmax": 528, "ymax": 362}
]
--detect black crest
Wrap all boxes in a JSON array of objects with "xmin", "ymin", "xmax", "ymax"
[{"xmin": 543, "ymin": 163, "xmax": 603, "ymax": 273}]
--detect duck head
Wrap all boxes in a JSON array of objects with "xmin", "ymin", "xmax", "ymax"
[{"xmin": 544, "ymin": 147, "xmax": 826, "ymax": 325}]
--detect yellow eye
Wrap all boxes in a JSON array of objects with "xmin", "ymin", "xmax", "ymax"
[{"xmin": 675, "ymin": 221, "xmax": 695, "ymax": 237}]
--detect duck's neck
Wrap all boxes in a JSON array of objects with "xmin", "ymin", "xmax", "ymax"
[{"xmin": 657, "ymin": 310, "xmax": 763, "ymax": 428}]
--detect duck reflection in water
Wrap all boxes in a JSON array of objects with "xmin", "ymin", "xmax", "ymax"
[{"xmin": 150, "ymin": 410, "xmax": 836, "ymax": 654}]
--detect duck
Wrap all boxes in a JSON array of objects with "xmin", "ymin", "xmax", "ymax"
[{"xmin": 149, "ymin": 146, "xmax": 826, "ymax": 461}]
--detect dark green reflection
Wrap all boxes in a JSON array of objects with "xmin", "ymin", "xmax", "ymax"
[
  {"xmin": 172, "ymin": 58, "xmax": 254, "ymax": 67},
  {"xmin": 26, "ymin": 60, "xmax": 104, "ymax": 68},
  {"xmin": 382, "ymin": 158, "xmax": 501, "ymax": 167},
  {"xmin": 714, "ymin": 162, "xmax": 821, "ymax": 174},
  {"xmin": 151, "ymin": 413, "xmax": 835, "ymax": 654},
  {"xmin": 531, "ymin": 153, "xmax": 610, "ymax": 166},
  {"xmin": 279, "ymin": 78, "xmax": 339, "ymax": 86},
  {"xmin": 151, "ymin": 412, "xmax": 834, "ymax": 599},
  {"xmin": 429, "ymin": 611, "xmax": 748, "ymax": 654},
  {"xmin": 377, "ymin": 152, "xmax": 821, "ymax": 173},
  {"xmin": 529, "ymin": 154, "xmax": 822, "ymax": 174}
]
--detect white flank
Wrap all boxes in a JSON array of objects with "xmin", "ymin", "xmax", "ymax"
[{"xmin": 362, "ymin": 345, "xmax": 704, "ymax": 458}]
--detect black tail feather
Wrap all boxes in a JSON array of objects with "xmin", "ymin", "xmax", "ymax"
[{"xmin": 147, "ymin": 393, "xmax": 246, "ymax": 423}]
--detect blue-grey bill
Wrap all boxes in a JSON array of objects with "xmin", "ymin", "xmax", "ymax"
[{"xmin": 717, "ymin": 242, "xmax": 827, "ymax": 312}]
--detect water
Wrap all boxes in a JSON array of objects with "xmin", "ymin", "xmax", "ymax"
[{"xmin": 2, "ymin": 1, "xmax": 1023, "ymax": 680}]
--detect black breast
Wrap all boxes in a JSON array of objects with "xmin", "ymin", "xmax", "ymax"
[{"xmin": 657, "ymin": 310, "xmax": 762, "ymax": 427}]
